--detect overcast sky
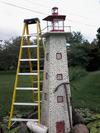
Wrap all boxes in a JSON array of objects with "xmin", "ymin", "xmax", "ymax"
[{"xmin": 0, "ymin": 0, "xmax": 100, "ymax": 42}]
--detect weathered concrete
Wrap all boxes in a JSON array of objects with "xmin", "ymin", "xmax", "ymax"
[{"xmin": 41, "ymin": 32, "xmax": 72, "ymax": 133}]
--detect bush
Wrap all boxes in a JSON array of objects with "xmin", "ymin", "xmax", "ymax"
[{"xmin": 69, "ymin": 67, "xmax": 88, "ymax": 82}]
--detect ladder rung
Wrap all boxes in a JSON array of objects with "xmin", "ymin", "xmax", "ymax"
[
  {"xmin": 23, "ymin": 34, "xmax": 31, "ymax": 37},
  {"xmin": 40, "ymin": 70, "xmax": 44, "ymax": 72},
  {"xmin": 23, "ymin": 33, "xmax": 36, "ymax": 37},
  {"xmin": 34, "ymin": 81, "xmax": 43, "ymax": 83},
  {"xmin": 14, "ymin": 102, "xmax": 38, "ymax": 106},
  {"xmin": 16, "ymin": 87, "xmax": 38, "ymax": 90},
  {"xmin": 11, "ymin": 118, "xmax": 38, "ymax": 122},
  {"xmin": 40, "ymin": 58, "xmax": 44, "ymax": 61},
  {"xmin": 31, "ymin": 91, "xmax": 42, "ymax": 94},
  {"xmin": 35, "ymin": 100, "xmax": 42, "ymax": 103},
  {"xmin": 18, "ymin": 73, "xmax": 38, "ymax": 76},
  {"xmin": 20, "ymin": 59, "xmax": 38, "ymax": 61},
  {"xmin": 34, "ymin": 91, "xmax": 42, "ymax": 93},
  {"xmin": 22, "ymin": 45, "xmax": 37, "ymax": 48}
]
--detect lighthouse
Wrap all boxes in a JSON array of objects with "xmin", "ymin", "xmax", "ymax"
[{"xmin": 41, "ymin": 7, "xmax": 72, "ymax": 133}]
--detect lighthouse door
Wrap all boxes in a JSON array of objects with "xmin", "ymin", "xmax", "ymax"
[{"xmin": 56, "ymin": 121, "xmax": 65, "ymax": 133}]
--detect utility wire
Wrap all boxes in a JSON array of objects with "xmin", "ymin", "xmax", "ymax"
[
  {"xmin": 0, "ymin": 0, "xmax": 98, "ymax": 28},
  {"xmin": 0, "ymin": 0, "xmax": 48, "ymax": 15},
  {"xmin": 23, "ymin": 0, "xmax": 47, "ymax": 8},
  {"xmin": 7, "ymin": 0, "xmax": 96, "ymax": 21},
  {"xmin": 26, "ymin": 0, "xmax": 97, "ymax": 21},
  {"xmin": 67, "ymin": 19, "xmax": 98, "ymax": 28},
  {"xmin": 23, "ymin": 0, "xmax": 98, "ymax": 25}
]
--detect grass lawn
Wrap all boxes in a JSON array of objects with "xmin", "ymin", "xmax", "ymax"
[
  {"xmin": 0, "ymin": 67, "xmax": 100, "ymax": 117},
  {"xmin": 0, "ymin": 71, "xmax": 15, "ymax": 116},
  {"xmin": 0, "ymin": 71, "xmax": 43, "ymax": 116},
  {"xmin": 70, "ymin": 68, "xmax": 100, "ymax": 113}
]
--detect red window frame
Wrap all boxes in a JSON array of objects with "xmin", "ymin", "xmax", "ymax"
[
  {"xmin": 57, "ymin": 96, "xmax": 63, "ymax": 103},
  {"xmin": 56, "ymin": 74, "xmax": 63, "ymax": 80},
  {"xmin": 46, "ymin": 53, "xmax": 49, "ymax": 61},
  {"xmin": 56, "ymin": 53, "xmax": 62, "ymax": 60},
  {"xmin": 46, "ymin": 72, "xmax": 48, "ymax": 79},
  {"xmin": 44, "ymin": 93, "xmax": 47, "ymax": 100}
]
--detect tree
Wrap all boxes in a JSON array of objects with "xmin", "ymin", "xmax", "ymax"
[
  {"xmin": 0, "ymin": 31, "xmax": 100, "ymax": 71},
  {"xmin": 67, "ymin": 32, "xmax": 85, "ymax": 45},
  {"xmin": 86, "ymin": 44, "xmax": 100, "ymax": 71},
  {"xmin": 67, "ymin": 32, "xmax": 91, "ymax": 69},
  {"xmin": 67, "ymin": 31, "xmax": 100, "ymax": 71},
  {"xmin": 86, "ymin": 31, "xmax": 100, "ymax": 71},
  {"xmin": 0, "ymin": 37, "xmax": 21, "ymax": 70},
  {"xmin": 96, "ymin": 28, "xmax": 100, "ymax": 45},
  {"xmin": 67, "ymin": 42, "xmax": 90, "ymax": 68},
  {"xmin": 0, "ymin": 36, "xmax": 44, "ymax": 70}
]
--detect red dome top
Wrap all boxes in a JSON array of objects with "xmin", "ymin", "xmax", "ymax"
[{"xmin": 43, "ymin": 7, "xmax": 66, "ymax": 21}]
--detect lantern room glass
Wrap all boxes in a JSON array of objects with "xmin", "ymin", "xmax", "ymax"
[{"xmin": 52, "ymin": 19, "xmax": 64, "ymax": 31}]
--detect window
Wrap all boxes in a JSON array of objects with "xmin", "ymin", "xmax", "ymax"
[
  {"xmin": 46, "ymin": 72, "xmax": 48, "ymax": 79},
  {"xmin": 44, "ymin": 93, "xmax": 47, "ymax": 100},
  {"xmin": 46, "ymin": 53, "xmax": 49, "ymax": 61},
  {"xmin": 56, "ymin": 53, "xmax": 62, "ymax": 60},
  {"xmin": 57, "ymin": 96, "xmax": 63, "ymax": 103},
  {"xmin": 56, "ymin": 74, "xmax": 63, "ymax": 80}
]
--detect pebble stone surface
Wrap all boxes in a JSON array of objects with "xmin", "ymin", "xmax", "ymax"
[{"xmin": 41, "ymin": 32, "xmax": 72, "ymax": 133}]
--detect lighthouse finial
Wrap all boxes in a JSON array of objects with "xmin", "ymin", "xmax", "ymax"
[{"xmin": 52, "ymin": 7, "xmax": 58, "ymax": 15}]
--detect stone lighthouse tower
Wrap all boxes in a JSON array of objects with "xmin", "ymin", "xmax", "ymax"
[{"xmin": 41, "ymin": 7, "xmax": 72, "ymax": 133}]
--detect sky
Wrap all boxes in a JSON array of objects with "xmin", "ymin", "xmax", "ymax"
[{"xmin": 0, "ymin": 0, "xmax": 100, "ymax": 42}]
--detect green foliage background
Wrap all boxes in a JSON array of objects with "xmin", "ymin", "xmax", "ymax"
[{"xmin": 0, "ymin": 29, "xmax": 100, "ymax": 132}]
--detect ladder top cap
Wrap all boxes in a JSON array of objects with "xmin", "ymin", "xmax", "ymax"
[{"xmin": 24, "ymin": 18, "xmax": 40, "ymax": 24}]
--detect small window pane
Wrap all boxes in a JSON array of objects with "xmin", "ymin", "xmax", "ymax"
[
  {"xmin": 46, "ymin": 72, "xmax": 48, "ymax": 79},
  {"xmin": 56, "ymin": 53, "xmax": 62, "ymax": 60},
  {"xmin": 56, "ymin": 74, "xmax": 63, "ymax": 80},
  {"xmin": 57, "ymin": 96, "xmax": 63, "ymax": 103},
  {"xmin": 46, "ymin": 53, "xmax": 49, "ymax": 61},
  {"xmin": 44, "ymin": 93, "xmax": 47, "ymax": 100}
]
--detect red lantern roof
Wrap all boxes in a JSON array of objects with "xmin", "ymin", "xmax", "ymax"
[
  {"xmin": 43, "ymin": 7, "xmax": 66, "ymax": 21},
  {"xmin": 43, "ymin": 15, "xmax": 66, "ymax": 21}
]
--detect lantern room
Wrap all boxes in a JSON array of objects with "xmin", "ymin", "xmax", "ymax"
[{"xmin": 43, "ymin": 7, "xmax": 66, "ymax": 32}]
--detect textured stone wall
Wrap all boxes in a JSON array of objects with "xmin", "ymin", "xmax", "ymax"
[{"xmin": 41, "ymin": 32, "xmax": 72, "ymax": 133}]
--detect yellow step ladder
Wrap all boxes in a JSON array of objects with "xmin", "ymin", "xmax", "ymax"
[{"xmin": 8, "ymin": 18, "xmax": 44, "ymax": 129}]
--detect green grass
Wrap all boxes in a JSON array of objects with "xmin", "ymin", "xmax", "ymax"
[
  {"xmin": 0, "ymin": 71, "xmax": 15, "ymax": 116},
  {"xmin": 0, "ymin": 71, "xmax": 43, "ymax": 116},
  {"xmin": 71, "ymin": 68, "xmax": 100, "ymax": 112},
  {"xmin": 0, "ymin": 67, "xmax": 100, "ymax": 117}
]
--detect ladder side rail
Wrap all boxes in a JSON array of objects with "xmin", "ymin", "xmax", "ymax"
[
  {"xmin": 38, "ymin": 22, "xmax": 45, "ymax": 51},
  {"xmin": 8, "ymin": 23, "xmax": 26, "ymax": 129},
  {"xmin": 38, "ymin": 21, "xmax": 45, "ymax": 90},
  {"xmin": 26, "ymin": 24, "xmax": 35, "ymax": 101},
  {"xmin": 26, "ymin": 24, "xmax": 34, "ymax": 74},
  {"xmin": 8, "ymin": 18, "xmax": 44, "ymax": 129},
  {"xmin": 37, "ymin": 21, "xmax": 41, "ymax": 125}
]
